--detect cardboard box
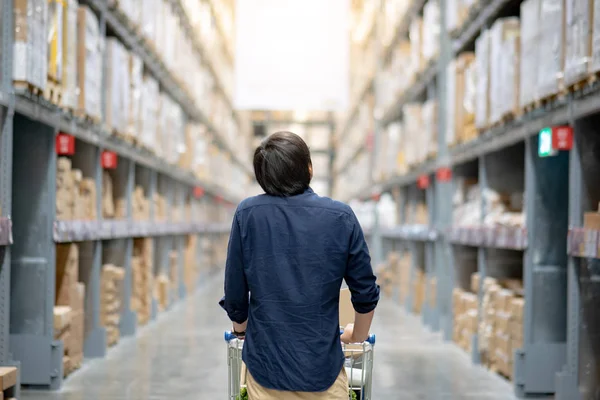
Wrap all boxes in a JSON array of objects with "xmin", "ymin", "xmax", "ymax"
[
  {"xmin": 584, "ymin": 212, "xmax": 600, "ymax": 230},
  {"xmin": 56, "ymin": 243, "xmax": 79, "ymax": 305},
  {"xmin": 0, "ymin": 367, "xmax": 18, "ymax": 390}
]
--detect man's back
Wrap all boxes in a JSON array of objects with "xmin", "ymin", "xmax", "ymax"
[{"xmin": 223, "ymin": 189, "xmax": 379, "ymax": 392}]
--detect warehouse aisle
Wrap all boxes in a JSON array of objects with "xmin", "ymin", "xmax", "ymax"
[{"xmin": 21, "ymin": 276, "xmax": 517, "ymax": 400}]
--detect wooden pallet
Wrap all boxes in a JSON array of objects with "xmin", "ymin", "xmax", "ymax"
[
  {"xmin": 564, "ymin": 72, "xmax": 600, "ymax": 94},
  {"xmin": 43, "ymin": 80, "xmax": 63, "ymax": 105},
  {"xmin": 13, "ymin": 80, "xmax": 41, "ymax": 96},
  {"xmin": 75, "ymin": 110, "xmax": 101, "ymax": 126}
]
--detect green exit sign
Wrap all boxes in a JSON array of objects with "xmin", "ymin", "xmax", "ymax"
[{"xmin": 539, "ymin": 127, "xmax": 557, "ymax": 157}]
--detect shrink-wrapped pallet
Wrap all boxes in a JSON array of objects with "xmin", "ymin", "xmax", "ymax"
[
  {"xmin": 61, "ymin": 0, "xmax": 78, "ymax": 110},
  {"xmin": 14, "ymin": 0, "xmax": 49, "ymax": 90},
  {"xmin": 475, "ymin": 31, "xmax": 490, "ymax": 130},
  {"xmin": 105, "ymin": 38, "xmax": 130, "ymax": 135},
  {"xmin": 423, "ymin": 0, "xmax": 441, "ymax": 63},
  {"xmin": 489, "ymin": 18, "xmax": 520, "ymax": 125},
  {"xmin": 454, "ymin": 53, "xmax": 476, "ymax": 143},
  {"xmin": 564, "ymin": 0, "xmax": 593, "ymax": 85},
  {"xmin": 520, "ymin": 0, "xmax": 541, "ymax": 108},
  {"xmin": 127, "ymin": 53, "xmax": 143, "ymax": 142},
  {"xmin": 139, "ymin": 74, "xmax": 159, "ymax": 152},
  {"xmin": 140, "ymin": 0, "xmax": 157, "ymax": 45},
  {"xmin": 403, "ymin": 103, "xmax": 422, "ymax": 167},
  {"xmin": 409, "ymin": 18, "xmax": 424, "ymax": 76},
  {"xmin": 591, "ymin": 0, "xmax": 600, "ymax": 72},
  {"xmin": 77, "ymin": 6, "xmax": 102, "ymax": 120},
  {"xmin": 537, "ymin": 0, "xmax": 565, "ymax": 99},
  {"xmin": 47, "ymin": 0, "xmax": 64, "ymax": 83}
]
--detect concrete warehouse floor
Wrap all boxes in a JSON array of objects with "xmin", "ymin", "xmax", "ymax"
[{"xmin": 21, "ymin": 276, "xmax": 518, "ymax": 400}]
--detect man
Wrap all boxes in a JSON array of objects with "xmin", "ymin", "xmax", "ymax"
[{"xmin": 220, "ymin": 131, "xmax": 380, "ymax": 399}]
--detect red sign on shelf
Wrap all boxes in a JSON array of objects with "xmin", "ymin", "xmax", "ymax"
[
  {"xmin": 101, "ymin": 151, "xmax": 118, "ymax": 169},
  {"xmin": 371, "ymin": 193, "xmax": 381, "ymax": 202},
  {"xmin": 193, "ymin": 186, "xmax": 205, "ymax": 198},
  {"xmin": 551, "ymin": 126, "xmax": 574, "ymax": 151},
  {"xmin": 436, "ymin": 167, "xmax": 452, "ymax": 182},
  {"xmin": 56, "ymin": 133, "xmax": 75, "ymax": 155},
  {"xmin": 417, "ymin": 175, "xmax": 430, "ymax": 189}
]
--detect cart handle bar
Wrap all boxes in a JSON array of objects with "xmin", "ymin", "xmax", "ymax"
[{"xmin": 224, "ymin": 330, "xmax": 376, "ymax": 345}]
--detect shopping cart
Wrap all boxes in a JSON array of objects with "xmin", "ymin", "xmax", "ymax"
[{"xmin": 224, "ymin": 330, "xmax": 376, "ymax": 400}]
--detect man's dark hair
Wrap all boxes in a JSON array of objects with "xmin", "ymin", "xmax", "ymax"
[{"xmin": 254, "ymin": 131, "xmax": 312, "ymax": 196}]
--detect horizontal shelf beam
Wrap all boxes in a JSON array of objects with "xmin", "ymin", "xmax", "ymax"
[
  {"xmin": 447, "ymin": 225, "xmax": 527, "ymax": 250},
  {"xmin": 12, "ymin": 94, "xmax": 241, "ymax": 204},
  {"xmin": 53, "ymin": 220, "xmax": 230, "ymax": 243}
]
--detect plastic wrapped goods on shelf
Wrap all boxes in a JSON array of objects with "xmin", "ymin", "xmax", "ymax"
[
  {"xmin": 61, "ymin": 0, "xmax": 78, "ymax": 110},
  {"xmin": 76, "ymin": 5, "xmax": 102, "ymax": 121},
  {"xmin": 448, "ymin": 53, "xmax": 476, "ymax": 146},
  {"xmin": 102, "ymin": 172, "xmax": 116, "ymax": 219},
  {"xmin": 47, "ymin": 0, "xmax": 64, "ymax": 84},
  {"xmin": 139, "ymin": 74, "xmax": 159, "ymax": 152},
  {"xmin": 155, "ymin": 274, "xmax": 170, "ymax": 312},
  {"xmin": 14, "ymin": 0, "xmax": 49, "ymax": 92},
  {"xmin": 403, "ymin": 103, "xmax": 423, "ymax": 167},
  {"xmin": 519, "ymin": 0, "xmax": 541, "ymax": 109},
  {"xmin": 537, "ymin": 0, "xmax": 565, "ymax": 99},
  {"xmin": 422, "ymin": 0, "xmax": 440, "ymax": 64},
  {"xmin": 127, "ymin": 53, "xmax": 143, "ymax": 143},
  {"xmin": 422, "ymin": 99, "xmax": 438, "ymax": 158},
  {"xmin": 409, "ymin": 18, "xmax": 424, "ymax": 76},
  {"xmin": 564, "ymin": 0, "xmax": 593, "ymax": 87},
  {"xmin": 489, "ymin": 18, "xmax": 520, "ymax": 125},
  {"xmin": 105, "ymin": 38, "xmax": 131, "ymax": 136},
  {"xmin": 475, "ymin": 30, "xmax": 491, "ymax": 130},
  {"xmin": 133, "ymin": 186, "xmax": 150, "ymax": 221}
]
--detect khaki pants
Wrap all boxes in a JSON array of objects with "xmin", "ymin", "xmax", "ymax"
[{"xmin": 246, "ymin": 368, "xmax": 348, "ymax": 400}]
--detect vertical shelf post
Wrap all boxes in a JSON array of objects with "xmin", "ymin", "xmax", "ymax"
[{"xmin": 120, "ymin": 159, "xmax": 137, "ymax": 336}]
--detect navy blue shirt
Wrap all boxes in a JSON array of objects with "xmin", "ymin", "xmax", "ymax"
[{"xmin": 221, "ymin": 188, "xmax": 380, "ymax": 392}]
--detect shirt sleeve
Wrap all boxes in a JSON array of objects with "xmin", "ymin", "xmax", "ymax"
[
  {"xmin": 345, "ymin": 211, "xmax": 380, "ymax": 314},
  {"xmin": 221, "ymin": 212, "xmax": 249, "ymax": 324}
]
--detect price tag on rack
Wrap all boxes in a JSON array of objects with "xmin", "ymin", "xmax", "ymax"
[
  {"xmin": 193, "ymin": 186, "xmax": 205, "ymax": 199},
  {"xmin": 56, "ymin": 133, "xmax": 75, "ymax": 155},
  {"xmin": 101, "ymin": 151, "xmax": 118, "ymax": 169},
  {"xmin": 417, "ymin": 175, "xmax": 430, "ymax": 189},
  {"xmin": 436, "ymin": 167, "xmax": 452, "ymax": 182}
]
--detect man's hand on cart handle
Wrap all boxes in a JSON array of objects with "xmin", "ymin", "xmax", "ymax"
[
  {"xmin": 233, "ymin": 320, "xmax": 248, "ymax": 338},
  {"xmin": 341, "ymin": 323, "xmax": 357, "ymax": 344}
]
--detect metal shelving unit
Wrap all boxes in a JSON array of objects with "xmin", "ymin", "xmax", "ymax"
[
  {"xmin": 0, "ymin": 0, "xmax": 240, "ymax": 391},
  {"xmin": 339, "ymin": 0, "xmax": 600, "ymax": 396}
]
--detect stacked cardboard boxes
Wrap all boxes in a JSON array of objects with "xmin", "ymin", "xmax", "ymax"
[
  {"xmin": 100, "ymin": 264, "xmax": 125, "ymax": 347},
  {"xmin": 169, "ymin": 250, "xmax": 179, "ymax": 302},
  {"xmin": 13, "ymin": 0, "xmax": 48, "ymax": 91},
  {"xmin": 399, "ymin": 253, "xmax": 411, "ymax": 304},
  {"xmin": 76, "ymin": 6, "xmax": 102, "ymax": 121},
  {"xmin": 55, "ymin": 243, "xmax": 85, "ymax": 375},
  {"xmin": 153, "ymin": 193, "xmax": 168, "ymax": 221},
  {"xmin": 56, "ymin": 157, "xmax": 97, "ymax": 220},
  {"xmin": 132, "ymin": 238, "xmax": 154, "ymax": 326},
  {"xmin": 422, "ymin": 0, "xmax": 440, "ymax": 64},
  {"xmin": 184, "ymin": 235, "xmax": 198, "ymax": 293},
  {"xmin": 413, "ymin": 269, "xmax": 426, "ymax": 314},
  {"xmin": 452, "ymin": 287, "xmax": 478, "ymax": 353},
  {"xmin": 133, "ymin": 186, "xmax": 150, "ymax": 221},
  {"xmin": 155, "ymin": 274, "xmax": 170, "ymax": 312},
  {"xmin": 478, "ymin": 274, "xmax": 524, "ymax": 379}
]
